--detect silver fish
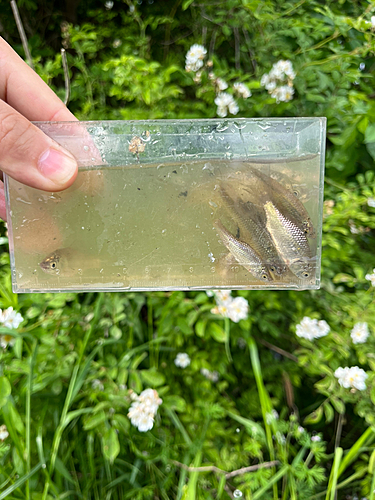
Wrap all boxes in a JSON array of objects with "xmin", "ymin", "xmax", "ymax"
[
  {"xmin": 224, "ymin": 167, "xmax": 315, "ymax": 238},
  {"xmin": 214, "ymin": 219, "xmax": 272, "ymax": 282},
  {"xmin": 264, "ymin": 201, "xmax": 313, "ymax": 279},
  {"xmin": 246, "ymin": 167, "xmax": 315, "ymax": 237},
  {"xmin": 218, "ymin": 184, "xmax": 287, "ymax": 277}
]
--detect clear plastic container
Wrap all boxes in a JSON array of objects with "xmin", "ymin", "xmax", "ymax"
[{"xmin": 4, "ymin": 118, "xmax": 326, "ymax": 293}]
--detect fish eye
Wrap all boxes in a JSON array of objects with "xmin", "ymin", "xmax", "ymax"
[
  {"xmin": 302, "ymin": 272, "xmax": 309, "ymax": 278},
  {"xmin": 262, "ymin": 273, "xmax": 269, "ymax": 280},
  {"xmin": 293, "ymin": 190, "xmax": 299, "ymax": 197},
  {"xmin": 269, "ymin": 266, "xmax": 276, "ymax": 272},
  {"xmin": 51, "ymin": 262, "xmax": 56, "ymax": 269}
]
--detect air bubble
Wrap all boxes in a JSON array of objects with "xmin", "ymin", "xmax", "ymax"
[
  {"xmin": 208, "ymin": 252, "xmax": 215, "ymax": 263},
  {"xmin": 83, "ymin": 145, "xmax": 89, "ymax": 151},
  {"xmin": 236, "ymin": 428, "xmax": 240, "ymax": 433},
  {"xmin": 233, "ymin": 490, "xmax": 243, "ymax": 498}
]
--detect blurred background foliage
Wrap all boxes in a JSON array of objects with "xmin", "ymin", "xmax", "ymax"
[{"xmin": 1, "ymin": 0, "xmax": 375, "ymax": 498}]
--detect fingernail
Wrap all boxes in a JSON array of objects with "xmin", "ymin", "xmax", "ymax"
[{"xmin": 38, "ymin": 148, "xmax": 77, "ymax": 184}]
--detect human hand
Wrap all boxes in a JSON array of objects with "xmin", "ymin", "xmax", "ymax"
[{"xmin": 0, "ymin": 37, "xmax": 78, "ymax": 221}]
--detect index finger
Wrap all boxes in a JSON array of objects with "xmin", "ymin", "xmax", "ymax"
[{"xmin": 0, "ymin": 37, "xmax": 77, "ymax": 122}]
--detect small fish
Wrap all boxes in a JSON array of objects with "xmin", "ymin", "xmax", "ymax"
[
  {"xmin": 264, "ymin": 201, "xmax": 313, "ymax": 280},
  {"xmin": 218, "ymin": 184, "xmax": 287, "ymax": 276},
  {"xmin": 39, "ymin": 248, "xmax": 100, "ymax": 277},
  {"xmin": 246, "ymin": 167, "xmax": 315, "ymax": 237},
  {"xmin": 224, "ymin": 167, "xmax": 315, "ymax": 238},
  {"xmin": 214, "ymin": 219, "xmax": 272, "ymax": 282}
]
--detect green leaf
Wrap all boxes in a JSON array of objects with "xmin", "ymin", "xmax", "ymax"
[
  {"xmin": 163, "ymin": 395, "xmax": 186, "ymax": 412},
  {"xmin": 364, "ymin": 123, "xmax": 375, "ymax": 144},
  {"xmin": 195, "ymin": 319, "xmax": 206, "ymax": 338},
  {"xmin": 306, "ymin": 93, "xmax": 326, "ymax": 103},
  {"xmin": 323, "ymin": 402, "xmax": 334, "ymax": 423},
  {"xmin": 304, "ymin": 406, "xmax": 323, "ymax": 425},
  {"xmin": 111, "ymin": 414, "xmax": 130, "ymax": 434},
  {"xmin": 140, "ymin": 368, "xmax": 165, "ymax": 387},
  {"xmin": 102, "ymin": 427, "xmax": 120, "ymax": 464},
  {"xmin": 83, "ymin": 410, "xmax": 106, "ymax": 431},
  {"xmin": 208, "ymin": 322, "xmax": 227, "ymax": 343},
  {"xmin": 0, "ymin": 376, "xmax": 11, "ymax": 409},
  {"xmin": 331, "ymin": 397, "xmax": 345, "ymax": 414},
  {"xmin": 182, "ymin": 0, "xmax": 194, "ymax": 10}
]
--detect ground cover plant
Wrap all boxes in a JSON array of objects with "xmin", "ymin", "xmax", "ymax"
[{"xmin": 1, "ymin": 0, "xmax": 375, "ymax": 498}]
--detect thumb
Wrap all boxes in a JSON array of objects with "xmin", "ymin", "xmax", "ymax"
[{"xmin": 0, "ymin": 100, "xmax": 78, "ymax": 191}]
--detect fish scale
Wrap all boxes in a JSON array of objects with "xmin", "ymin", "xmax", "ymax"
[{"xmin": 264, "ymin": 201, "xmax": 313, "ymax": 280}]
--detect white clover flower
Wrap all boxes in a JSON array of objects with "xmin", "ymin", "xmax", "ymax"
[
  {"xmin": 227, "ymin": 296, "xmax": 249, "ymax": 323},
  {"xmin": 270, "ymin": 60, "xmax": 295, "ymax": 81},
  {"xmin": 260, "ymin": 73, "xmax": 270, "ymax": 87},
  {"xmin": 112, "ymin": 39, "xmax": 122, "ymax": 48},
  {"xmin": 296, "ymin": 317, "xmax": 330, "ymax": 341},
  {"xmin": 217, "ymin": 106, "xmax": 228, "ymax": 118},
  {"xmin": 105, "ymin": 0, "xmax": 114, "ymax": 9},
  {"xmin": 127, "ymin": 388, "xmax": 162, "ymax": 432},
  {"xmin": 92, "ymin": 379, "xmax": 104, "ymax": 391},
  {"xmin": 214, "ymin": 93, "xmax": 238, "ymax": 117},
  {"xmin": 271, "ymin": 85, "xmax": 294, "ymax": 103},
  {"xmin": 265, "ymin": 80, "xmax": 277, "ymax": 92},
  {"xmin": 233, "ymin": 82, "xmax": 251, "ymax": 99},
  {"xmin": 211, "ymin": 303, "xmax": 230, "ymax": 318},
  {"xmin": 214, "ymin": 92, "xmax": 233, "ymax": 108},
  {"xmin": 201, "ymin": 368, "xmax": 219, "ymax": 382},
  {"xmin": 0, "ymin": 307, "xmax": 23, "ymax": 329},
  {"xmin": 297, "ymin": 426, "xmax": 305, "ymax": 434},
  {"xmin": 216, "ymin": 78, "xmax": 228, "ymax": 91},
  {"xmin": 372, "ymin": 16, "xmax": 375, "ymax": 28},
  {"xmin": 185, "ymin": 44, "xmax": 207, "ymax": 72},
  {"xmin": 269, "ymin": 65, "xmax": 284, "ymax": 81},
  {"xmin": 275, "ymin": 60, "xmax": 296, "ymax": 79},
  {"xmin": 185, "ymin": 59, "xmax": 204, "ymax": 73},
  {"xmin": 138, "ymin": 388, "xmax": 163, "ymax": 414},
  {"xmin": 318, "ymin": 320, "xmax": 330, "ymax": 337},
  {"xmin": 367, "ymin": 197, "xmax": 375, "ymax": 207},
  {"xmin": 365, "ymin": 269, "xmax": 375, "ymax": 286},
  {"xmin": 311, "ymin": 435, "xmax": 321, "ymax": 442},
  {"xmin": 0, "ymin": 425, "xmax": 9, "ymax": 441},
  {"xmin": 174, "ymin": 352, "xmax": 191, "ymax": 368},
  {"xmin": 186, "ymin": 44, "xmax": 207, "ymax": 62},
  {"xmin": 351, "ymin": 322, "xmax": 370, "ymax": 344},
  {"xmin": 334, "ymin": 366, "xmax": 368, "ymax": 391},
  {"xmin": 128, "ymin": 401, "xmax": 155, "ymax": 432},
  {"xmin": 215, "ymin": 290, "xmax": 232, "ymax": 304},
  {"xmin": 228, "ymin": 100, "xmax": 239, "ymax": 115},
  {"xmin": 0, "ymin": 334, "xmax": 16, "ymax": 349}
]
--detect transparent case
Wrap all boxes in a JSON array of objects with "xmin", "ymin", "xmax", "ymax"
[{"xmin": 4, "ymin": 118, "xmax": 326, "ymax": 293}]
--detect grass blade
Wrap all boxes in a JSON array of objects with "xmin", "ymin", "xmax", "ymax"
[{"xmin": 0, "ymin": 463, "xmax": 43, "ymax": 500}]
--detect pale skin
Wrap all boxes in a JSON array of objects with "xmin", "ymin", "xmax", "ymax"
[{"xmin": 0, "ymin": 37, "xmax": 78, "ymax": 221}]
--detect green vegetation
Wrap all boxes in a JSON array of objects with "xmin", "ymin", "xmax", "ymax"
[{"xmin": 1, "ymin": 0, "xmax": 375, "ymax": 498}]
